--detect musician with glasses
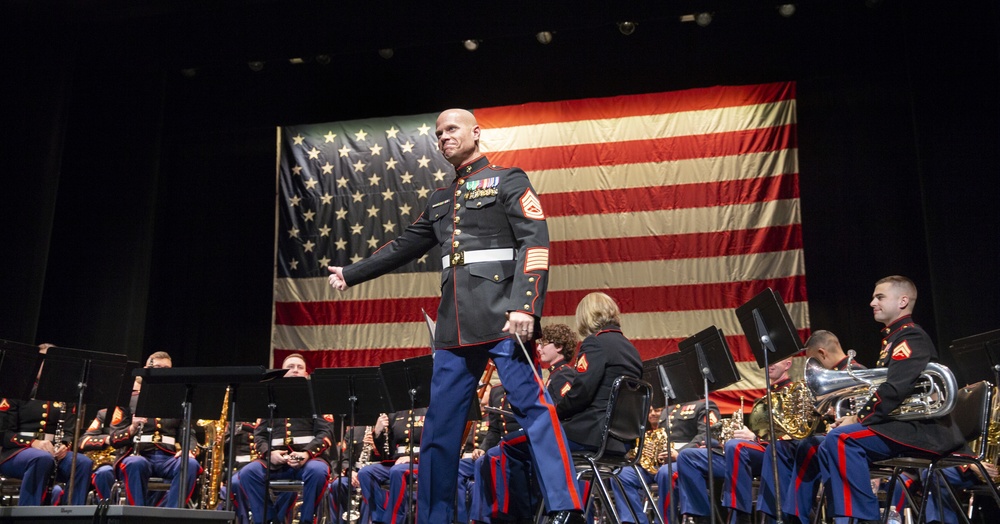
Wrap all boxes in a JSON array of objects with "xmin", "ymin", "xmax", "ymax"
[
  {"xmin": 816, "ymin": 276, "xmax": 965, "ymax": 524},
  {"xmin": 115, "ymin": 351, "xmax": 201, "ymax": 508}
]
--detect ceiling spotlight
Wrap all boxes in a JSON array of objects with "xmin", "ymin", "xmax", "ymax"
[
  {"xmin": 463, "ymin": 39, "xmax": 480, "ymax": 52},
  {"xmin": 617, "ymin": 21, "xmax": 637, "ymax": 36},
  {"xmin": 695, "ymin": 12, "xmax": 712, "ymax": 27},
  {"xmin": 248, "ymin": 61, "xmax": 265, "ymax": 72},
  {"xmin": 778, "ymin": 4, "xmax": 796, "ymax": 17},
  {"xmin": 378, "ymin": 48, "xmax": 394, "ymax": 59},
  {"xmin": 288, "ymin": 57, "xmax": 306, "ymax": 65},
  {"xmin": 315, "ymin": 54, "xmax": 331, "ymax": 65},
  {"xmin": 536, "ymin": 31, "xmax": 553, "ymax": 45}
]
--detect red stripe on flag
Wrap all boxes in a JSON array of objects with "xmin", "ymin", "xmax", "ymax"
[
  {"xmin": 551, "ymin": 225, "xmax": 803, "ymax": 266},
  {"xmin": 541, "ymin": 173, "xmax": 800, "ymax": 217},
  {"xmin": 486, "ymin": 124, "xmax": 797, "ymax": 173},
  {"xmin": 474, "ymin": 83, "xmax": 796, "ymax": 127},
  {"xmin": 630, "ymin": 330, "xmax": 810, "ymax": 364},
  {"xmin": 275, "ymin": 276, "xmax": 806, "ymax": 327}
]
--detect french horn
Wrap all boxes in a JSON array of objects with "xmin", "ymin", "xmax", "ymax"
[{"xmin": 805, "ymin": 351, "xmax": 958, "ymax": 421}]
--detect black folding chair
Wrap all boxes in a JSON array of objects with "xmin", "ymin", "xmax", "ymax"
[
  {"xmin": 544, "ymin": 376, "xmax": 656, "ymax": 524},
  {"xmin": 875, "ymin": 380, "xmax": 999, "ymax": 524}
]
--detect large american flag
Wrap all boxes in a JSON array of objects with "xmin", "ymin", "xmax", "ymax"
[{"xmin": 271, "ymin": 82, "xmax": 809, "ymax": 413}]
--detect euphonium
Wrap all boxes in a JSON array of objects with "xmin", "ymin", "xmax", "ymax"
[
  {"xmin": 805, "ymin": 351, "xmax": 958, "ymax": 420},
  {"xmin": 197, "ymin": 386, "xmax": 229, "ymax": 510}
]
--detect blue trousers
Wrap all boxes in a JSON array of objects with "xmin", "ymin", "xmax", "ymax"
[
  {"xmin": 818, "ymin": 423, "xmax": 914, "ymax": 522},
  {"xmin": 611, "ymin": 465, "xmax": 655, "ymax": 524},
  {"xmin": 655, "ymin": 462, "xmax": 679, "ymax": 523},
  {"xmin": 0, "ymin": 448, "xmax": 92, "ymax": 506},
  {"xmin": 722, "ymin": 438, "xmax": 765, "ymax": 515},
  {"xmin": 119, "ymin": 450, "xmax": 199, "ymax": 507},
  {"xmin": 475, "ymin": 431, "xmax": 540, "ymax": 522},
  {"xmin": 237, "ymin": 458, "xmax": 329, "ymax": 524},
  {"xmin": 417, "ymin": 338, "xmax": 582, "ymax": 523},
  {"xmin": 92, "ymin": 464, "xmax": 116, "ymax": 502},
  {"xmin": 676, "ymin": 447, "xmax": 727, "ymax": 517},
  {"xmin": 756, "ymin": 437, "xmax": 824, "ymax": 524}
]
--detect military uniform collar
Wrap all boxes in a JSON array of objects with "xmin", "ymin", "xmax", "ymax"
[
  {"xmin": 881, "ymin": 315, "xmax": 915, "ymax": 338},
  {"xmin": 833, "ymin": 356, "xmax": 851, "ymax": 371},
  {"xmin": 547, "ymin": 360, "xmax": 568, "ymax": 373},
  {"xmin": 454, "ymin": 155, "xmax": 490, "ymax": 182},
  {"xmin": 772, "ymin": 377, "xmax": 792, "ymax": 391}
]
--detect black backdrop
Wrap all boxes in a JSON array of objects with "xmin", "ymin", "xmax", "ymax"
[{"xmin": 2, "ymin": 1, "xmax": 998, "ymax": 371}]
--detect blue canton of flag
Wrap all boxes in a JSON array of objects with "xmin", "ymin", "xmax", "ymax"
[{"xmin": 276, "ymin": 114, "xmax": 453, "ymax": 278}]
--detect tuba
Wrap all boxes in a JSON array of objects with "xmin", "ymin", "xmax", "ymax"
[{"xmin": 805, "ymin": 351, "xmax": 958, "ymax": 421}]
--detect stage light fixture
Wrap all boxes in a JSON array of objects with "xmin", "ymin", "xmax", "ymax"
[
  {"xmin": 617, "ymin": 21, "xmax": 637, "ymax": 36},
  {"xmin": 463, "ymin": 39, "xmax": 480, "ymax": 51},
  {"xmin": 288, "ymin": 57, "xmax": 306, "ymax": 65},
  {"xmin": 248, "ymin": 61, "xmax": 265, "ymax": 72},
  {"xmin": 695, "ymin": 12, "xmax": 712, "ymax": 27},
  {"xmin": 379, "ymin": 48, "xmax": 394, "ymax": 59},
  {"xmin": 315, "ymin": 54, "xmax": 331, "ymax": 65},
  {"xmin": 536, "ymin": 31, "xmax": 553, "ymax": 44},
  {"xmin": 778, "ymin": 4, "xmax": 796, "ymax": 17}
]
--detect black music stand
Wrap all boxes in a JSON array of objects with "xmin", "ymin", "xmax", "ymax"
[
  {"xmin": 644, "ymin": 351, "xmax": 701, "ymax": 524},
  {"xmin": 947, "ymin": 329, "xmax": 1000, "ymax": 387},
  {"xmin": 35, "ymin": 346, "xmax": 128, "ymax": 504},
  {"xmin": 678, "ymin": 326, "xmax": 740, "ymax": 524},
  {"xmin": 311, "ymin": 366, "xmax": 392, "ymax": 521},
  {"xmin": 135, "ymin": 366, "xmax": 277, "ymax": 510},
  {"xmin": 0, "ymin": 339, "xmax": 43, "ymax": 401},
  {"xmin": 235, "ymin": 374, "xmax": 315, "ymax": 523},
  {"xmin": 735, "ymin": 288, "xmax": 803, "ymax": 524},
  {"xmin": 379, "ymin": 355, "xmax": 433, "ymax": 524}
]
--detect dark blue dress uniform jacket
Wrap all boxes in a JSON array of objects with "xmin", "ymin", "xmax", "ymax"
[
  {"xmin": 858, "ymin": 315, "xmax": 965, "ymax": 455},
  {"xmin": 555, "ymin": 326, "xmax": 643, "ymax": 452},
  {"xmin": 342, "ymin": 156, "xmax": 549, "ymax": 348}
]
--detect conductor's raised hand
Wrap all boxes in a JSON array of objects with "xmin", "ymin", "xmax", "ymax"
[
  {"xmin": 503, "ymin": 311, "xmax": 534, "ymax": 339},
  {"xmin": 328, "ymin": 266, "xmax": 350, "ymax": 291}
]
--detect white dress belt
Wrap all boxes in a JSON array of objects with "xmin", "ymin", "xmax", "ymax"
[
  {"xmin": 271, "ymin": 436, "xmax": 314, "ymax": 446},
  {"xmin": 235, "ymin": 454, "xmax": 254, "ymax": 463},
  {"xmin": 396, "ymin": 445, "xmax": 419, "ymax": 454},
  {"xmin": 138, "ymin": 435, "xmax": 176, "ymax": 445},
  {"xmin": 20, "ymin": 432, "xmax": 55, "ymax": 441},
  {"xmin": 442, "ymin": 248, "xmax": 515, "ymax": 268}
]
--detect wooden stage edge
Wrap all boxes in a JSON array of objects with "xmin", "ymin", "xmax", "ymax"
[{"xmin": 0, "ymin": 506, "xmax": 235, "ymax": 524}]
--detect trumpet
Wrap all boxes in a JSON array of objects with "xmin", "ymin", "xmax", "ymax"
[{"xmin": 805, "ymin": 351, "xmax": 958, "ymax": 421}]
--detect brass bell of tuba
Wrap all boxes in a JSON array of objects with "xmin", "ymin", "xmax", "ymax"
[{"xmin": 804, "ymin": 351, "xmax": 958, "ymax": 420}]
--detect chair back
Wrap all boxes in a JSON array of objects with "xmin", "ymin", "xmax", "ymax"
[
  {"xmin": 953, "ymin": 380, "xmax": 993, "ymax": 458},
  {"xmin": 593, "ymin": 376, "xmax": 652, "ymax": 462}
]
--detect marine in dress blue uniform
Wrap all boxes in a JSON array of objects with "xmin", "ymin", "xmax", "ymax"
[
  {"xmin": 0, "ymin": 396, "xmax": 92, "ymax": 506},
  {"xmin": 356, "ymin": 409, "xmax": 425, "ymax": 524},
  {"xmin": 817, "ymin": 277, "xmax": 965, "ymax": 524},
  {"xmin": 78, "ymin": 406, "xmax": 129, "ymax": 502},
  {"xmin": 329, "ymin": 109, "xmax": 582, "ymax": 523}
]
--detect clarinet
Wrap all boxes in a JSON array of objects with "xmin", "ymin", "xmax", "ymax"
[{"xmin": 45, "ymin": 402, "xmax": 67, "ymax": 503}]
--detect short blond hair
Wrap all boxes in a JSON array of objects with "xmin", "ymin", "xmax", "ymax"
[
  {"xmin": 147, "ymin": 351, "xmax": 172, "ymax": 364},
  {"xmin": 575, "ymin": 292, "xmax": 622, "ymax": 337}
]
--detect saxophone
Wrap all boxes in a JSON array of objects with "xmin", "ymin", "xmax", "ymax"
[{"xmin": 197, "ymin": 386, "xmax": 230, "ymax": 510}]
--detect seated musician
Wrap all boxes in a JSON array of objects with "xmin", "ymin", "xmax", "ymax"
[
  {"xmin": 675, "ymin": 357, "xmax": 793, "ymax": 524},
  {"xmin": 816, "ymin": 276, "xmax": 966, "ymax": 524},
  {"xmin": 79, "ymin": 405, "xmax": 128, "ymax": 502},
  {"xmin": 356, "ymin": 408, "xmax": 427, "ymax": 524},
  {"xmin": 502, "ymin": 293, "xmax": 642, "ymax": 523},
  {"xmin": 115, "ymin": 351, "xmax": 201, "ymax": 507},
  {"xmin": 328, "ymin": 424, "xmax": 367, "ymax": 524},
  {"xmin": 235, "ymin": 353, "xmax": 333, "ymax": 524},
  {"xmin": 472, "ymin": 324, "xmax": 577, "ymax": 524},
  {"xmin": 755, "ymin": 329, "xmax": 866, "ymax": 524},
  {"xmin": 0, "ymin": 343, "xmax": 92, "ymax": 506},
  {"xmin": 609, "ymin": 398, "xmax": 720, "ymax": 524}
]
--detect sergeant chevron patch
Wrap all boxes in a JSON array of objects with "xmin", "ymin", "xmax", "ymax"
[{"xmin": 520, "ymin": 190, "xmax": 545, "ymax": 220}]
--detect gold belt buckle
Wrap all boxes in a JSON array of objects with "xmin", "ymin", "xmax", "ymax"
[
  {"xmin": 152, "ymin": 433, "xmax": 162, "ymax": 443},
  {"xmin": 451, "ymin": 252, "xmax": 465, "ymax": 266}
]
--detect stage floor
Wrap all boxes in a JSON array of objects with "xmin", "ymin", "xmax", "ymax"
[{"xmin": 0, "ymin": 505, "xmax": 235, "ymax": 524}]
